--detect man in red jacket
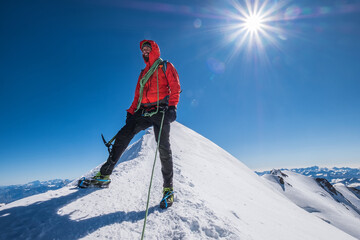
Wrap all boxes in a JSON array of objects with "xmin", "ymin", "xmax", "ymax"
[{"xmin": 94, "ymin": 40, "xmax": 180, "ymax": 208}]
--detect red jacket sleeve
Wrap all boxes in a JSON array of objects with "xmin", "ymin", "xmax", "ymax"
[
  {"xmin": 166, "ymin": 63, "xmax": 181, "ymax": 107},
  {"xmin": 127, "ymin": 71, "xmax": 143, "ymax": 114}
]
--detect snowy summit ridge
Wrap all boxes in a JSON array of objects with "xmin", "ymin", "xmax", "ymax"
[{"xmin": 0, "ymin": 122, "xmax": 356, "ymax": 239}]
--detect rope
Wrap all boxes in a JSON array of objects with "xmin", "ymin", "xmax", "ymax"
[
  {"xmin": 142, "ymin": 69, "xmax": 160, "ymax": 117},
  {"xmin": 140, "ymin": 110, "xmax": 166, "ymax": 240},
  {"xmin": 137, "ymin": 57, "xmax": 166, "ymax": 239},
  {"xmin": 135, "ymin": 58, "xmax": 163, "ymax": 113},
  {"xmin": 140, "ymin": 57, "xmax": 166, "ymax": 239}
]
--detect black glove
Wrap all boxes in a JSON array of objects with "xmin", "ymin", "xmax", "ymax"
[
  {"xmin": 166, "ymin": 106, "xmax": 177, "ymax": 123},
  {"xmin": 126, "ymin": 112, "xmax": 134, "ymax": 125}
]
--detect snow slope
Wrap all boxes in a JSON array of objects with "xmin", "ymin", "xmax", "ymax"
[
  {"xmin": 262, "ymin": 170, "xmax": 360, "ymax": 239},
  {"xmin": 0, "ymin": 122, "xmax": 356, "ymax": 239},
  {"xmin": 334, "ymin": 183, "xmax": 360, "ymax": 213}
]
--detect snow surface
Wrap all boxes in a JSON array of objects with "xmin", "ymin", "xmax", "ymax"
[
  {"xmin": 334, "ymin": 183, "xmax": 360, "ymax": 213},
  {"xmin": 0, "ymin": 122, "xmax": 356, "ymax": 239},
  {"xmin": 262, "ymin": 170, "xmax": 360, "ymax": 239}
]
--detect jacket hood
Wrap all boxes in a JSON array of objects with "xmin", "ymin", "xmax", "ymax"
[{"xmin": 140, "ymin": 40, "xmax": 160, "ymax": 66}]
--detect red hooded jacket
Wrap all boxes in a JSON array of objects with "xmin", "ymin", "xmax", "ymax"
[{"xmin": 127, "ymin": 40, "xmax": 181, "ymax": 115}]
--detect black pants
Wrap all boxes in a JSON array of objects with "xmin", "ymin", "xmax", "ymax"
[{"xmin": 100, "ymin": 109, "xmax": 174, "ymax": 188}]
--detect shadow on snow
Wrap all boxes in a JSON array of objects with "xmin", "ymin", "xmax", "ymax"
[{"xmin": 0, "ymin": 187, "xmax": 158, "ymax": 239}]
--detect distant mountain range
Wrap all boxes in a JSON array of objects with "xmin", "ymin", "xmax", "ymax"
[
  {"xmin": 0, "ymin": 179, "xmax": 72, "ymax": 204},
  {"xmin": 256, "ymin": 166, "xmax": 360, "ymax": 188}
]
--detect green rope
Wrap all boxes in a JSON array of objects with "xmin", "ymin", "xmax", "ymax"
[
  {"xmin": 135, "ymin": 58, "xmax": 163, "ymax": 113},
  {"xmin": 142, "ymin": 69, "xmax": 160, "ymax": 118},
  {"xmin": 141, "ymin": 110, "xmax": 166, "ymax": 240},
  {"xmin": 139, "ymin": 57, "xmax": 166, "ymax": 239}
]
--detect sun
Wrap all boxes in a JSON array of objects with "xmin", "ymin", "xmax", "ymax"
[
  {"xmin": 219, "ymin": 0, "xmax": 287, "ymax": 61},
  {"xmin": 244, "ymin": 14, "xmax": 264, "ymax": 33}
]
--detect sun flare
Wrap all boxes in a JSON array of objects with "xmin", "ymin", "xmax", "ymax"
[
  {"xmin": 220, "ymin": 0, "xmax": 287, "ymax": 62},
  {"xmin": 244, "ymin": 14, "xmax": 264, "ymax": 32}
]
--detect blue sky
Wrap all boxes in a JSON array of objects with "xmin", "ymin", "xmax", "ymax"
[{"xmin": 1, "ymin": 0, "xmax": 360, "ymax": 185}]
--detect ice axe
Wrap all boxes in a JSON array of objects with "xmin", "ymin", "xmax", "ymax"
[{"xmin": 101, "ymin": 134, "xmax": 116, "ymax": 154}]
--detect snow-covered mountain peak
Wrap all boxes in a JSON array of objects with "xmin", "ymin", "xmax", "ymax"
[
  {"xmin": 315, "ymin": 178, "xmax": 340, "ymax": 196},
  {"xmin": 262, "ymin": 170, "xmax": 360, "ymax": 238},
  {"xmin": 270, "ymin": 169, "xmax": 287, "ymax": 176},
  {"xmin": 0, "ymin": 122, "xmax": 356, "ymax": 239},
  {"xmin": 257, "ymin": 166, "xmax": 360, "ymax": 188}
]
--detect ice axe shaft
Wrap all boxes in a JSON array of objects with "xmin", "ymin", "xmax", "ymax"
[{"xmin": 101, "ymin": 134, "xmax": 116, "ymax": 153}]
